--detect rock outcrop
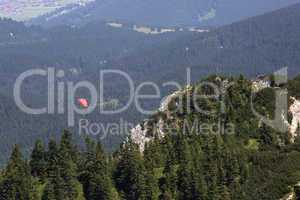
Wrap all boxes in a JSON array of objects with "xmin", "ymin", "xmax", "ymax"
[
  {"xmin": 131, "ymin": 86, "xmax": 192, "ymax": 152},
  {"xmin": 288, "ymin": 97, "xmax": 300, "ymax": 143},
  {"xmin": 280, "ymin": 181, "xmax": 300, "ymax": 200},
  {"xmin": 252, "ymin": 75, "xmax": 271, "ymax": 93}
]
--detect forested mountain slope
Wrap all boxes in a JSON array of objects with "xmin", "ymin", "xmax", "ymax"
[
  {"xmin": 0, "ymin": 18, "xmax": 188, "ymax": 164},
  {"xmin": 0, "ymin": 19, "xmax": 185, "ymax": 73},
  {"xmin": 111, "ymin": 3, "xmax": 300, "ymax": 77},
  {"xmin": 1, "ymin": 74, "xmax": 300, "ymax": 199},
  {"xmin": 30, "ymin": 0, "xmax": 300, "ymax": 27}
]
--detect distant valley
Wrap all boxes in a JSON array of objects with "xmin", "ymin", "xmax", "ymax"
[{"xmin": 0, "ymin": 0, "xmax": 94, "ymax": 21}]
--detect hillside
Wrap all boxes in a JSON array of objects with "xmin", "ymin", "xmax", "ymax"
[
  {"xmin": 0, "ymin": 4, "xmax": 300, "ymax": 165},
  {"xmin": 1, "ymin": 74, "xmax": 300, "ymax": 199},
  {"xmin": 0, "ymin": 18, "xmax": 188, "ymax": 73},
  {"xmin": 110, "ymin": 3, "xmax": 300, "ymax": 77},
  {"xmin": 0, "ymin": 18, "xmax": 190, "ymax": 164},
  {"xmin": 30, "ymin": 0, "xmax": 300, "ymax": 27}
]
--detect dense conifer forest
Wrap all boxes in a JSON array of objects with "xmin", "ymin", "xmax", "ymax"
[{"xmin": 1, "ymin": 74, "xmax": 300, "ymax": 200}]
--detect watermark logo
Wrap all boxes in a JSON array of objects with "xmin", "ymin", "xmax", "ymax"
[
  {"xmin": 78, "ymin": 118, "xmax": 135, "ymax": 140},
  {"xmin": 251, "ymin": 67, "xmax": 289, "ymax": 133},
  {"xmin": 13, "ymin": 67, "xmax": 291, "ymax": 138},
  {"xmin": 13, "ymin": 68, "xmax": 193, "ymax": 127}
]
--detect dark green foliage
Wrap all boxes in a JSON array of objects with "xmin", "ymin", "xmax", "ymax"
[
  {"xmin": 0, "ymin": 145, "xmax": 36, "ymax": 200},
  {"xmin": 42, "ymin": 176, "xmax": 65, "ymax": 200},
  {"xmin": 144, "ymin": 142, "xmax": 160, "ymax": 200},
  {"xmin": 80, "ymin": 141, "xmax": 115, "ymax": 200},
  {"xmin": 41, "ymin": 133, "xmax": 80, "ymax": 200},
  {"xmin": 1, "ymin": 125, "xmax": 300, "ymax": 200},
  {"xmin": 30, "ymin": 140, "xmax": 47, "ymax": 180},
  {"xmin": 2, "ymin": 74, "xmax": 300, "ymax": 199},
  {"xmin": 115, "ymin": 140, "xmax": 147, "ymax": 200},
  {"xmin": 177, "ymin": 138, "xmax": 194, "ymax": 200}
]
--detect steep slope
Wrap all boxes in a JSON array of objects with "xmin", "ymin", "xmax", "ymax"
[
  {"xmin": 31, "ymin": 0, "xmax": 300, "ymax": 27},
  {"xmin": 3, "ymin": 75, "xmax": 300, "ymax": 199},
  {"xmin": 0, "ymin": 18, "xmax": 188, "ymax": 164},
  {"xmin": 127, "ymin": 74, "xmax": 300, "ymax": 200},
  {"xmin": 0, "ymin": 18, "xmax": 45, "ymax": 44},
  {"xmin": 0, "ymin": 18, "xmax": 186, "ymax": 73}
]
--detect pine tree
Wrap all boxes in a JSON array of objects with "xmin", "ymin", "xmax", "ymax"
[
  {"xmin": 30, "ymin": 140, "xmax": 47, "ymax": 180},
  {"xmin": 144, "ymin": 142, "xmax": 160, "ymax": 200},
  {"xmin": 203, "ymin": 136, "xmax": 220, "ymax": 200},
  {"xmin": 46, "ymin": 139, "xmax": 60, "ymax": 179},
  {"xmin": 43, "ymin": 133, "xmax": 80, "ymax": 200},
  {"xmin": 177, "ymin": 137, "xmax": 193, "ymax": 200},
  {"xmin": 42, "ymin": 173, "xmax": 65, "ymax": 200},
  {"xmin": 42, "ymin": 181, "xmax": 56, "ymax": 200},
  {"xmin": 160, "ymin": 135, "xmax": 177, "ymax": 198},
  {"xmin": 60, "ymin": 130, "xmax": 78, "ymax": 163},
  {"xmin": 189, "ymin": 137, "xmax": 207, "ymax": 200},
  {"xmin": 58, "ymin": 132, "xmax": 79, "ymax": 200},
  {"xmin": 220, "ymin": 185, "xmax": 231, "ymax": 200},
  {"xmin": 0, "ymin": 145, "xmax": 36, "ymax": 200},
  {"xmin": 192, "ymin": 175, "xmax": 208, "ymax": 200},
  {"xmin": 115, "ymin": 140, "xmax": 147, "ymax": 200},
  {"xmin": 228, "ymin": 155, "xmax": 242, "ymax": 200},
  {"xmin": 161, "ymin": 150, "xmax": 177, "ymax": 194},
  {"xmin": 83, "ymin": 142, "xmax": 115, "ymax": 200}
]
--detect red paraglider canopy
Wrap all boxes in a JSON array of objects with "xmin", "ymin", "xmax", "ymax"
[{"xmin": 78, "ymin": 98, "xmax": 89, "ymax": 108}]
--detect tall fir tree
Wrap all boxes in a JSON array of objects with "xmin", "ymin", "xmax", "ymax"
[
  {"xmin": 82, "ymin": 142, "xmax": 116, "ymax": 200},
  {"xmin": 0, "ymin": 145, "xmax": 36, "ymax": 200},
  {"xmin": 115, "ymin": 140, "xmax": 147, "ymax": 200},
  {"xmin": 30, "ymin": 139, "xmax": 47, "ymax": 180},
  {"xmin": 58, "ymin": 131, "xmax": 79, "ymax": 200},
  {"xmin": 144, "ymin": 142, "xmax": 160, "ymax": 200},
  {"xmin": 177, "ymin": 137, "xmax": 193, "ymax": 200}
]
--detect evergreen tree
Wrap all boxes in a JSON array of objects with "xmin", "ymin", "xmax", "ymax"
[
  {"xmin": 220, "ymin": 185, "xmax": 231, "ymax": 200},
  {"xmin": 46, "ymin": 140, "xmax": 60, "ymax": 179},
  {"xmin": 42, "ymin": 174, "xmax": 65, "ymax": 200},
  {"xmin": 159, "ymin": 168, "xmax": 177, "ymax": 200},
  {"xmin": 41, "ymin": 182, "xmax": 56, "ymax": 200},
  {"xmin": 58, "ymin": 132, "xmax": 79, "ymax": 200},
  {"xmin": 115, "ymin": 140, "xmax": 147, "ymax": 200},
  {"xmin": 144, "ymin": 142, "xmax": 160, "ymax": 200},
  {"xmin": 177, "ymin": 138, "xmax": 193, "ymax": 200},
  {"xmin": 30, "ymin": 140, "xmax": 47, "ymax": 180},
  {"xmin": 60, "ymin": 130, "xmax": 78, "ymax": 163},
  {"xmin": 160, "ymin": 136, "xmax": 177, "ymax": 198},
  {"xmin": 83, "ymin": 142, "xmax": 115, "ymax": 200},
  {"xmin": 203, "ymin": 136, "xmax": 220, "ymax": 200},
  {"xmin": 0, "ymin": 145, "xmax": 36, "ymax": 200},
  {"xmin": 43, "ymin": 133, "xmax": 79, "ymax": 200}
]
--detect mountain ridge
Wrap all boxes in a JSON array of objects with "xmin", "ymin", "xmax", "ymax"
[
  {"xmin": 109, "ymin": 3, "xmax": 300, "ymax": 77},
  {"xmin": 30, "ymin": 0, "xmax": 300, "ymax": 27}
]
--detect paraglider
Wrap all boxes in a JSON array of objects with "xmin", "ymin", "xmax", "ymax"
[{"xmin": 78, "ymin": 98, "xmax": 89, "ymax": 108}]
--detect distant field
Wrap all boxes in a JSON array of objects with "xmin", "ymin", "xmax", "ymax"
[{"xmin": 0, "ymin": 0, "xmax": 93, "ymax": 21}]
